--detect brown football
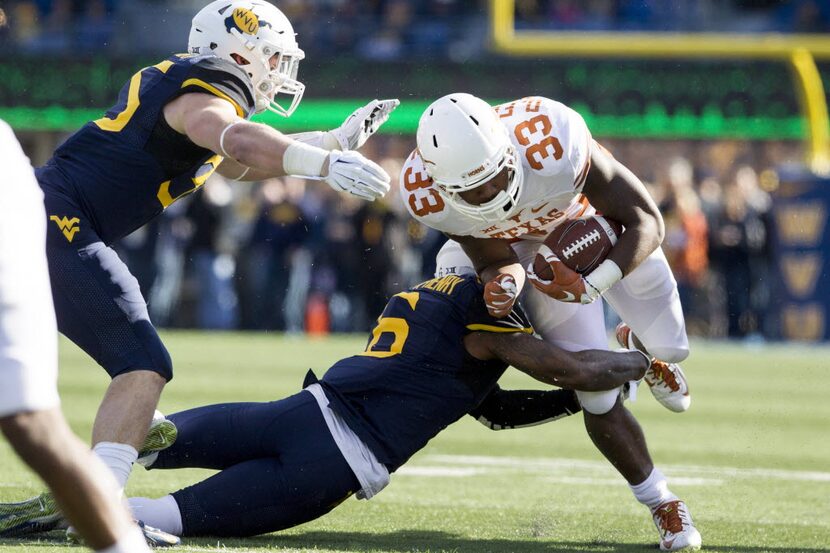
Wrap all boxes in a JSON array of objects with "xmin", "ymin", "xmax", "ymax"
[{"xmin": 533, "ymin": 216, "xmax": 623, "ymax": 278}]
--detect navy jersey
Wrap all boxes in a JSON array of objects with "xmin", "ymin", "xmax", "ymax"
[
  {"xmin": 318, "ymin": 274, "xmax": 534, "ymax": 472},
  {"xmin": 37, "ymin": 54, "xmax": 256, "ymax": 244}
]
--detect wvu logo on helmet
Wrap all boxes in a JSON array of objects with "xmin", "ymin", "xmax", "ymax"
[
  {"xmin": 225, "ymin": 7, "xmax": 259, "ymax": 35},
  {"xmin": 49, "ymin": 216, "xmax": 80, "ymax": 243}
]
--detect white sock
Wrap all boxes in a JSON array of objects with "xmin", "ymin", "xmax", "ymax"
[
  {"xmin": 629, "ymin": 467, "xmax": 678, "ymax": 509},
  {"xmin": 96, "ymin": 525, "xmax": 150, "ymax": 553},
  {"xmin": 128, "ymin": 495, "xmax": 183, "ymax": 536},
  {"xmin": 93, "ymin": 442, "xmax": 138, "ymax": 494}
]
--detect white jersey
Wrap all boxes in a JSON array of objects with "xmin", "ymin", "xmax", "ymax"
[
  {"xmin": 401, "ymin": 96, "xmax": 594, "ymax": 241},
  {"xmin": 0, "ymin": 119, "xmax": 60, "ymax": 417}
]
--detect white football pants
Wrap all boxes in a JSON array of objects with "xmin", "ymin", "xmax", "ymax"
[
  {"xmin": 436, "ymin": 239, "xmax": 689, "ymax": 414},
  {"xmin": 0, "ymin": 120, "xmax": 60, "ymax": 417}
]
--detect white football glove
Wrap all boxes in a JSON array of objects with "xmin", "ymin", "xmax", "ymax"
[
  {"xmin": 329, "ymin": 99, "xmax": 400, "ymax": 151},
  {"xmin": 324, "ymin": 150, "xmax": 391, "ymax": 201}
]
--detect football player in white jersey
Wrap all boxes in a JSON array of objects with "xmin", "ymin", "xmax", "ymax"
[
  {"xmin": 0, "ymin": 119, "xmax": 157, "ymax": 551},
  {"xmin": 402, "ymin": 94, "xmax": 701, "ymax": 551}
]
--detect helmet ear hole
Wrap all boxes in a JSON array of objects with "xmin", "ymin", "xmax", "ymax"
[{"xmin": 230, "ymin": 53, "xmax": 250, "ymax": 65}]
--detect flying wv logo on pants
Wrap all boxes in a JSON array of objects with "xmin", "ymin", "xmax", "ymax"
[{"xmin": 49, "ymin": 215, "xmax": 80, "ymax": 243}]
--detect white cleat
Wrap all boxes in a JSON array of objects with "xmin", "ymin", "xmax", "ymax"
[
  {"xmin": 616, "ymin": 323, "xmax": 691, "ymax": 413},
  {"xmin": 645, "ymin": 359, "xmax": 691, "ymax": 413},
  {"xmin": 651, "ymin": 500, "xmax": 702, "ymax": 551},
  {"xmin": 67, "ymin": 520, "xmax": 180, "ymax": 547}
]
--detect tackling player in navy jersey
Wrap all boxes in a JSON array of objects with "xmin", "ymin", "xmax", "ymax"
[
  {"xmin": 89, "ymin": 274, "xmax": 652, "ymax": 538},
  {"xmin": 17, "ymin": 0, "xmax": 398, "ymax": 509}
]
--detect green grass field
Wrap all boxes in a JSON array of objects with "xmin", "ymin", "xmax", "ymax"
[{"xmin": 1, "ymin": 333, "xmax": 829, "ymax": 553}]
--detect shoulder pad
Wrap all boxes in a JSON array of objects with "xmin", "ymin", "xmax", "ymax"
[
  {"xmin": 181, "ymin": 55, "xmax": 257, "ymax": 118},
  {"xmin": 499, "ymin": 97, "xmax": 592, "ymax": 189}
]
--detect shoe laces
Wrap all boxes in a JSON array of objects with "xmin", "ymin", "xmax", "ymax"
[
  {"xmin": 654, "ymin": 501, "xmax": 686, "ymax": 535},
  {"xmin": 647, "ymin": 360, "xmax": 680, "ymax": 392}
]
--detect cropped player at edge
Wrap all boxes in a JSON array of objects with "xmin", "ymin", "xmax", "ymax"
[
  {"xmin": 2, "ymin": 0, "xmax": 397, "ymax": 528},
  {"xmin": 403, "ymin": 94, "xmax": 701, "ymax": 551},
  {"xmin": 106, "ymin": 274, "xmax": 647, "ymax": 538},
  {"xmin": 0, "ymin": 119, "xmax": 156, "ymax": 552}
]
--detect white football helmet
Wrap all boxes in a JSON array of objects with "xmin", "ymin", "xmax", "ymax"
[
  {"xmin": 416, "ymin": 93, "xmax": 523, "ymax": 221},
  {"xmin": 188, "ymin": 1, "xmax": 305, "ymax": 116}
]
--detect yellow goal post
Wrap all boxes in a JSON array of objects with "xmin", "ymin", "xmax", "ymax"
[{"xmin": 489, "ymin": 0, "xmax": 830, "ymax": 174}]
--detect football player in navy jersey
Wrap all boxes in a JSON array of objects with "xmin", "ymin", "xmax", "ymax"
[
  {"xmin": 16, "ymin": 0, "xmax": 398, "ymax": 511},
  {"xmin": 90, "ymin": 273, "xmax": 652, "ymax": 539}
]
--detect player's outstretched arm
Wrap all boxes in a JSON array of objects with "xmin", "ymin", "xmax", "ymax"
[
  {"xmin": 290, "ymin": 99, "xmax": 400, "ymax": 151},
  {"xmin": 164, "ymin": 93, "xmax": 390, "ymax": 200},
  {"xmin": 582, "ymin": 144, "xmax": 665, "ymax": 276},
  {"xmin": 465, "ymin": 331, "xmax": 649, "ymax": 390},
  {"xmin": 468, "ymin": 386, "xmax": 581, "ymax": 430}
]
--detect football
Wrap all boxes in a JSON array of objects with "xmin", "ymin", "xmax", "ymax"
[{"xmin": 533, "ymin": 215, "xmax": 623, "ymax": 278}]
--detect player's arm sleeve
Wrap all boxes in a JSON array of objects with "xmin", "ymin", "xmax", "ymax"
[
  {"xmin": 468, "ymin": 385, "xmax": 581, "ymax": 430},
  {"xmin": 178, "ymin": 57, "xmax": 257, "ymax": 119}
]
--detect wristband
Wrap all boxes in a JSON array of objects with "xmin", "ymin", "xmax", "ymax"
[
  {"xmin": 322, "ymin": 131, "xmax": 341, "ymax": 151},
  {"xmin": 288, "ymin": 131, "xmax": 340, "ymax": 151},
  {"xmin": 283, "ymin": 141, "xmax": 329, "ymax": 177},
  {"xmin": 584, "ymin": 259, "xmax": 623, "ymax": 296},
  {"xmin": 288, "ymin": 131, "xmax": 326, "ymax": 148}
]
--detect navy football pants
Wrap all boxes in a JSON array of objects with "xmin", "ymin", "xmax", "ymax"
[
  {"xmin": 40, "ymin": 180, "xmax": 172, "ymax": 380},
  {"xmin": 153, "ymin": 391, "xmax": 361, "ymax": 537}
]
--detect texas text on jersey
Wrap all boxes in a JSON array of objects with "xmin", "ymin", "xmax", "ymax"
[
  {"xmin": 38, "ymin": 53, "xmax": 256, "ymax": 245},
  {"xmin": 400, "ymin": 96, "xmax": 595, "ymax": 241}
]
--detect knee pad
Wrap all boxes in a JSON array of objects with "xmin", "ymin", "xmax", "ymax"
[
  {"xmin": 576, "ymin": 388, "xmax": 622, "ymax": 415},
  {"xmin": 648, "ymin": 345, "xmax": 689, "ymax": 364},
  {"xmin": 111, "ymin": 320, "xmax": 174, "ymax": 382}
]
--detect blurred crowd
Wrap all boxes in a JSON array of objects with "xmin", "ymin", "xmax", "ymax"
[
  {"xmin": 513, "ymin": 0, "xmax": 830, "ymax": 33},
  {"xmin": 0, "ymin": 0, "xmax": 815, "ymax": 340},
  {"xmin": 114, "ymin": 135, "xmax": 444, "ymax": 335},
  {"xmin": 105, "ymin": 134, "xmax": 800, "ymax": 340},
  {"xmin": 1, "ymin": 0, "xmax": 828, "ymax": 56},
  {"xmin": 604, "ymin": 138, "xmax": 794, "ymax": 340}
]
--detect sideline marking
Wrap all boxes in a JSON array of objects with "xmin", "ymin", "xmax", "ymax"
[{"xmin": 408, "ymin": 454, "xmax": 830, "ymax": 483}]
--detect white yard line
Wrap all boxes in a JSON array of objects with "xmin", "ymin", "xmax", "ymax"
[
  {"xmin": 411, "ymin": 454, "xmax": 830, "ymax": 483},
  {"xmin": 397, "ymin": 466, "xmax": 488, "ymax": 477}
]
